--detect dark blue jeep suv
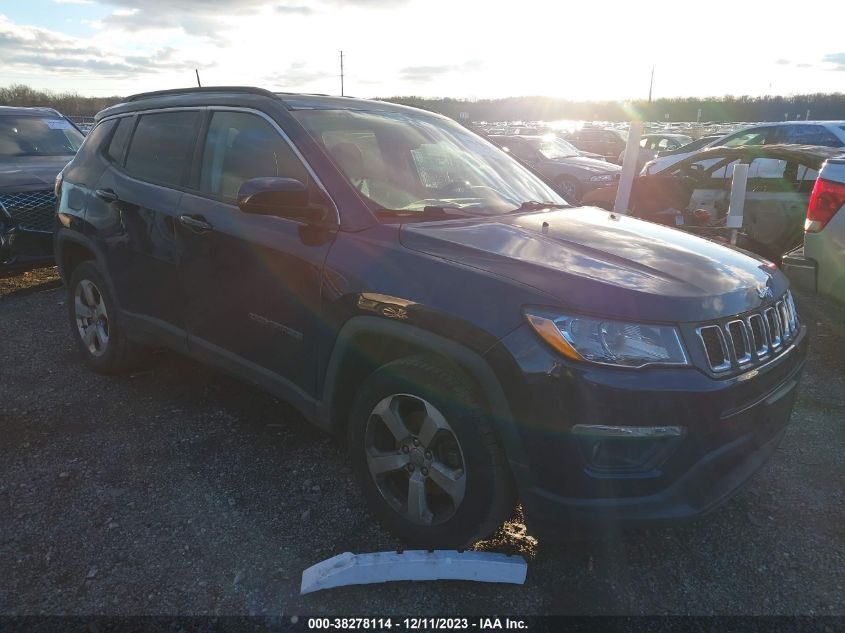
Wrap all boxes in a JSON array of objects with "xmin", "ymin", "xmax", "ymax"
[{"xmin": 54, "ymin": 87, "xmax": 807, "ymax": 547}]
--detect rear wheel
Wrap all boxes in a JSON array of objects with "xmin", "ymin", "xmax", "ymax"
[
  {"xmin": 67, "ymin": 261, "xmax": 145, "ymax": 374},
  {"xmin": 348, "ymin": 355, "xmax": 515, "ymax": 548}
]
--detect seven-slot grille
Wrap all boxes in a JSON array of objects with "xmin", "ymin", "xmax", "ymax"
[
  {"xmin": 0, "ymin": 189, "xmax": 57, "ymax": 233},
  {"xmin": 696, "ymin": 291, "xmax": 800, "ymax": 374}
]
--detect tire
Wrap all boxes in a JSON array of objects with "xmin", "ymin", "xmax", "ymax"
[
  {"xmin": 67, "ymin": 261, "xmax": 145, "ymax": 374},
  {"xmin": 347, "ymin": 354, "xmax": 516, "ymax": 548},
  {"xmin": 557, "ymin": 176, "xmax": 581, "ymax": 203}
]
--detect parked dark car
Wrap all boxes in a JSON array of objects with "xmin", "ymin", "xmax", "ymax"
[
  {"xmin": 582, "ymin": 144, "xmax": 841, "ymax": 262},
  {"xmin": 489, "ymin": 135, "xmax": 620, "ymax": 201},
  {"xmin": 618, "ymin": 133, "xmax": 693, "ymax": 170},
  {"xmin": 565, "ymin": 127, "xmax": 629, "ymax": 163},
  {"xmin": 55, "ymin": 88, "xmax": 807, "ymax": 547},
  {"xmin": 1, "ymin": 106, "xmax": 84, "ymax": 272}
]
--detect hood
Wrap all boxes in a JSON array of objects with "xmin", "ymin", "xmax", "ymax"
[
  {"xmin": 0, "ymin": 156, "xmax": 71, "ymax": 192},
  {"xmin": 399, "ymin": 207, "xmax": 786, "ymax": 323},
  {"xmin": 550, "ymin": 155, "xmax": 621, "ymax": 174}
]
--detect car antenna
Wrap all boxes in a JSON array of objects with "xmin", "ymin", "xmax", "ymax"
[{"xmin": 195, "ymin": 69, "xmax": 202, "ymax": 88}]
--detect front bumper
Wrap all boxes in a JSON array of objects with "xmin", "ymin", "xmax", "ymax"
[{"xmin": 485, "ymin": 322, "xmax": 807, "ymax": 538}]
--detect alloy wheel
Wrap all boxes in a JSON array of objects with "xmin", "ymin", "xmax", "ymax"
[
  {"xmin": 364, "ymin": 393, "xmax": 467, "ymax": 526},
  {"xmin": 74, "ymin": 279, "xmax": 109, "ymax": 357}
]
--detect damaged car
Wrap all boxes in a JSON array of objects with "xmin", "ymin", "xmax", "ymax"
[
  {"xmin": 55, "ymin": 88, "xmax": 807, "ymax": 547},
  {"xmin": 0, "ymin": 106, "xmax": 84, "ymax": 272},
  {"xmin": 582, "ymin": 144, "xmax": 843, "ymax": 262}
]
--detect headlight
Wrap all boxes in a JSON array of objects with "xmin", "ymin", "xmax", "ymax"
[
  {"xmin": 589, "ymin": 174, "xmax": 616, "ymax": 182},
  {"xmin": 524, "ymin": 309, "xmax": 689, "ymax": 368}
]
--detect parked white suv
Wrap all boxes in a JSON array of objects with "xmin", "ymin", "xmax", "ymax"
[
  {"xmin": 643, "ymin": 121, "xmax": 845, "ymax": 175},
  {"xmin": 784, "ymin": 155, "xmax": 845, "ymax": 303}
]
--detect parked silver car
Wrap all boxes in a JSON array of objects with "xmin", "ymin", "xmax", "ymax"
[
  {"xmin": 489, "ymin": 135, "xmax": 620, "ymax": 201},
  {"xmin": 784, "ymin": 155, "xmax": 845, "ymax": 303}
]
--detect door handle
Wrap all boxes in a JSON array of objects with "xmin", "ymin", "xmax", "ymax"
[
  {"xmin": 95, "ymin": 188, "xmax": 119, "ymax": 203},
  {"xmin": 178, "ymin": 214, "xmax": 213, "ymax": 233}
]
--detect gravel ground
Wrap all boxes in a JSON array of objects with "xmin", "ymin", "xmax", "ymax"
[{"xmin": 1, "ymin": 267, "xmax": 843, "ymax": 616}]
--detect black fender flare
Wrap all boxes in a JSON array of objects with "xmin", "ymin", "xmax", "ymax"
[
  {"xmin": 53, "ymin": 229, "xmax": 120, "ymax": 305},
  {"xmin": 318, "ymin": 315, "xmax": 530, "ymax": 477}
]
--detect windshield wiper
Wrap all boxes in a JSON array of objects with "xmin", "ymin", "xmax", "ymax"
[{"xmin": 373, "ymin": 205, "xmax": 481, "ymax": 220}]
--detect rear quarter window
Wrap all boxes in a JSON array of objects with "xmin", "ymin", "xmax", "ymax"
[
  {"xmin": 124, "ymin": 111, "xmax": 200, "ymax": 187},
  {"xmin": 106, "ymin": 117, "xmax": 134, "ymax": 165}
]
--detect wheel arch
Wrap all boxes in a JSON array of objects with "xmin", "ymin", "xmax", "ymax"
[
  {"xmin": 55, "ymin": 229, "xmax": 102, "ymax": 284},
  {"xmin": 318, "ymin": 316, "xmax": 529, "ymax": 470}
]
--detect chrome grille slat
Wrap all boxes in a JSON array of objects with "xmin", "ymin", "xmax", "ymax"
[
  {"xmin": 746, "ymin": 313, "xmax": 769, "ymax": 359},
  {"xmin": 696, "ymin": 325, "xmax": 731, "ymax": 373},
  {"xmin": 777, "ymin": 301, "xmax": 791, "ymax": 340},
  {"xmin": 697, "ymin": 292, "xmax": 798, "ymax": 375},
  {"xmin": 0, "ymin": 189, "xmax": 57, "ymax": 233},
  {"xmin": 726, "ymin": 320, "xmax": 752, "ymax": 365}
]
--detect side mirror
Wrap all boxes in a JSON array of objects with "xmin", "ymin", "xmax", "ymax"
[{"xmin": 237, "ymin": 177, "xmax": 328, "ymax": 223}]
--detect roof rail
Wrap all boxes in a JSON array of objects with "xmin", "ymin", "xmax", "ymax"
[{"xmin": 125, "ymin": 86, "xmax": 278, "ymax": 102}]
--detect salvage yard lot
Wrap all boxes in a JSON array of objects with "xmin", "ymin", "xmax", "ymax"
[{"xmin": 1, "ymin": 268, "xmax": 843, "ymax": 616}]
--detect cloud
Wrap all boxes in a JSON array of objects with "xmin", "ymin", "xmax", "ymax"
[
  {"xmin": 399, "ymin": 60, "xmax": 483, "ymax": 83},
  {"xmin": 265, "ymin": 61, "xmax": 333, "ymax": 88},
  {"xmin": 0, "ymin": 16, "xmax": 209, "ymax": 77},
  {"xmin": 823, "ymin": 52, "xmax": 845, "ymax": 70},
  {"xmin": 775, "ymin": 58, "xmax": 790, "ymax": 65},
  {"xmin": 96, "ymin": 0, "xmax": 408, "ymax": 39},
  {"xmin": 275, "ymin": 4, "xmax": 314, "ymax": 15}
]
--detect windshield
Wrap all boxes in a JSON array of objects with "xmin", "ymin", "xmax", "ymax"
[
  {"xmin": 292, "ymin": 109, "xmax": 566, "ymax": 220},
  {"xmin": 0, "ymin": 115, "xmax": 84, "ymax": 157},
  {"xmin": 531, "ymin": 138, "xmax": 580, "ymax": 159}
]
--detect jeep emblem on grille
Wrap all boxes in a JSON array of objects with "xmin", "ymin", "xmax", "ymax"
[{"xmin": 756, "ymin": 285, "xmax": 773, "ymax": 300}]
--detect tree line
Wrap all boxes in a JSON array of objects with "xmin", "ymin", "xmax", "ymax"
[
  {"xmin": 0, "ymin": 85, "xmax": 122, "ymax": 117},
  {"xmin": 3, "ymin": 83, "xmax": 845, "ymax": 122},
  {"xmin": 384, "ymin": 94, "xmax": 845, "ymax": 122}
]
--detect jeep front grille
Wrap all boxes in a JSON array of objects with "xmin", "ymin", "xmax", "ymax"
[
  {"xmin": 697, "ymin": 291, "xmax": 799, "ymax": 374},
  {"xmin": 0, "ymin": 189, "xmax": 57, "ymax": 233}
]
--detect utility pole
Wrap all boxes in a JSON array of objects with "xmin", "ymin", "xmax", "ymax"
[
  {"xmin": 648, "ymin": 66, "xmax": 654, "ymax": 103},
  {"xmin": 195, "ymin": 69, "xmax": 201, "ymax": 87},
  {"xmin": 340, "ymin": 50, "xmax": 344, "ymax": 96}
]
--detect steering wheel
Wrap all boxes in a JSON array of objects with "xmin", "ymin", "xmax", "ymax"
[{"xmin": 433, "ymin": 182, "xmax": 502, "ymax": 198}]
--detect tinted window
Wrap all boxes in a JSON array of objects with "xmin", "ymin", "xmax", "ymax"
[
  {"xmin": 718, "ymin": 127, "xmax": 772, "ymax": 148},
  {"xmin": 0, "ymin": 115, "xmax": 84, "ymax": 157},
  {"xmin": 125, "ymin": 111, "xmax": 199, "ymax": 187},
  {"xmin": 107, "ymin": 117, "xmax": 133, "ymax": 164},
  {"xmin": 199, "ymin": 111, "xmax": 308, "ymax": 200},
  {"xmin": 75, "ymin": 120, "xmax": 113, "ymax": 157},
  {"xmin": 779, "ymin": 125, "xmax": 842, "ymax": 147}
]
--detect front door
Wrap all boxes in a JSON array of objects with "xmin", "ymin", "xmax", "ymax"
[{"xmin": 177, "ymin": 109, "xmax": 336, "ymax": 402}]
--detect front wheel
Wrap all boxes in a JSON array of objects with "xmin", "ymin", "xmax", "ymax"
[{"xmin": 348, "ymin": 355, "xmax": 515, "ymax": 548}]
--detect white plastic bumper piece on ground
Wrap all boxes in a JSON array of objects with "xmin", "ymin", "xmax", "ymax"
[{"xmin": 300, "ymin": 550, "xmax": 527, "ymax": 595}]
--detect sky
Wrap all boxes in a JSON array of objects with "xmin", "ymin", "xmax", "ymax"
[{"xmin": 1, "ymin": 0, "xmax": 844, "ymax": 100}]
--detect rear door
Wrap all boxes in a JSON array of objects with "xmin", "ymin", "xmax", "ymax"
[
  {"xmin": 90, "ymin": 110, "xmax": 201, "ymax": 345},
  {"xmin": 176, "ymin": 108, "xmax": 337, "ymax": 401}
]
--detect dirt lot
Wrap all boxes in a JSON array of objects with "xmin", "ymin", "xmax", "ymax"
[{"xmin": 1, "ymin": 267, "xmax": 843, "ymax": 616}]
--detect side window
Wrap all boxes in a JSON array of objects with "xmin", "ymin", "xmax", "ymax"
[
  {"xmin": 718, "ymin": 128, "xmax": 772, "ymax": 148},
  {"xmin": 199, "ymin": 111, "xmax": 308, "ymax": 201},
  {"xmin": 125, "ymin": 111, "xmax": 199, "ymax": 187},
  {"xmin": 106, "ymin": 117, "xmax": 133, "ymax": 165},
  {"xmin": 73, "ymin": 119, "xmax": 114, "ymax": 159},
  {"xmin": 505, "ymin": 140, "xmax": 534, "ymax": 160},
  {"xmin": 781, "ymin": 125, "xmax": 842, "ymax": 147}
]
